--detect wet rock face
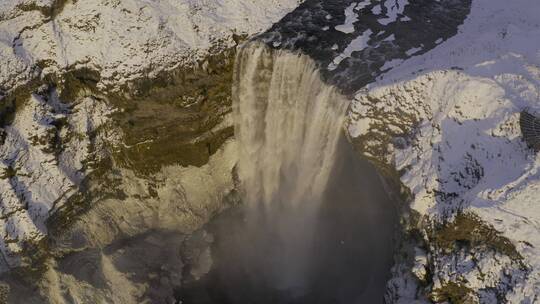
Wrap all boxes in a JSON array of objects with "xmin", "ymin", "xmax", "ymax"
[
  {"xmin": 259, "ymin": 0, "xmax": 472, "ymax": 95},
  {"xmin": 110, "ymin": 48, "xmax": 237, "ymax": 175}
]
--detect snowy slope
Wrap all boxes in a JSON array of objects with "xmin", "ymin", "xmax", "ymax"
[
  {"xmin": 347, "ymin": 0, "xmax": 540, "ymax": 301},
  {"xmin": 0, "ymin": 88, "xmax": 116, "ymax": 270},
  {"xmin": 0, "ymin": 0, "xmax": 302, "ymax": 93}
]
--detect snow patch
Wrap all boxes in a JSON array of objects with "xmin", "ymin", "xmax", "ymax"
[
  {"xmin": 335, "ymin": 3, "xmax": 359, "ymax": 34},
  {"xmin": 329, "ymin": 29, "xmax": 373, "ymax": 70},
  {"xmin": 378, "ymin": 0, "xmax": 408, "ymax": 25}
]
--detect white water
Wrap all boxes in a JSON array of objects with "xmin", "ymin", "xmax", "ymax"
[
  {"xmin": 232, "ymin": 42, "xmax": 350, "ymax": 291},
  {"xmin": 233, "ymin": 42, "xmax": 349, "ymax": 211}
]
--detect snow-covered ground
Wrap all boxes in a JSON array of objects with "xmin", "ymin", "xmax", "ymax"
[
  {"xmin": 347, "ymin": 0, "xmax": 540, "ymax": 301},
  {"xmin": 0, "ymin": 0, "xmax": 301, "ymax": 93}
]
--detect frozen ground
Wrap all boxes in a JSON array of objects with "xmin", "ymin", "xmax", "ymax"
[
  {"xmin": 347, "ymin": 0, "xmax": 540, "ymax": 301},
  {"xmin": 0, "ymin": 0, "xmax": 301, "ymax": 93}
]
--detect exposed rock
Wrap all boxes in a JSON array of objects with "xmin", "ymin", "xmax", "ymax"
[{"xmin": 258, "ymin": 0, "xmax": 472, "ymax": 95}]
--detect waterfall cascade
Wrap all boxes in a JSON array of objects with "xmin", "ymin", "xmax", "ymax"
[
  {"xmin": 232, "ymin": 42, "xmax": 350, "ymax": 291},
  {"xmin": 233, "ymin": 42, "xmax": 349, "ymax": 210}
]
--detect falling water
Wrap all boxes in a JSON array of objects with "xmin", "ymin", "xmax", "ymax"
[{"xmin": 232, "ymin": 42, "xmax": 350, "ymax": 293}]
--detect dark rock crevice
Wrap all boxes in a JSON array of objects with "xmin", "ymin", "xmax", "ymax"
[{"xmin": 258, "ymin": 0, "xmax": 472, "ymax": 95}]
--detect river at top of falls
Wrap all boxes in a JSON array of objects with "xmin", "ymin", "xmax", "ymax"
[{"xmin": 231, "ymin": 41, "xmax": 350, "ymax": 293}]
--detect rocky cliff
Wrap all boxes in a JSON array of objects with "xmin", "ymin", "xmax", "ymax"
[{"xmin": 0, "ymin": 0, "xmax": 300, "ymax": 302}]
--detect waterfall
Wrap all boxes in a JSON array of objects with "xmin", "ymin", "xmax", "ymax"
[
  {"xmin": 233, "ymin": 42, "xmax": 349, "ymax": 210},
  {"xmin": 232, "ymin": 42, "xmax": 350, "ymax": 293}
]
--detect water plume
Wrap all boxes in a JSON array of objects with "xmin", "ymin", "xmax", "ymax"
[{"xmin": 232, "ymin": 41, "xmax": 349, "ymax": 293}]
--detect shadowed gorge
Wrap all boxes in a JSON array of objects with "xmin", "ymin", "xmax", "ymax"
[{"xmin": 178, "ymin": 135, "xmax": 398, "ymax": 304}]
